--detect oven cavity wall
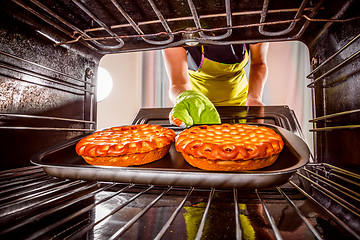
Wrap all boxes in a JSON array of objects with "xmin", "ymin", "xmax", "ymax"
[{"xmin": 0, "ymin": 5, "xmax": 101, "ymax": 170}]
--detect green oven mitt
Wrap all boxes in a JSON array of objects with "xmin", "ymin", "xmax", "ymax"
[{"xmin": 169, "ymin": 90, "xmax": 221, "ymax": 128}]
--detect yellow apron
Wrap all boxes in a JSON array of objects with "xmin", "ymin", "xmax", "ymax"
[{"xmin": 188, "ymin": 45, "xmax": 249, "ymax": 106}]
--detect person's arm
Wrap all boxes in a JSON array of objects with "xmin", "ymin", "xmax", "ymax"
[
  {"xmin": 162, "ymin": 47, "xmax": 220, "ymax": 127},
  {"xmin": 247, "ymin": 43, "xmax": 269, "ymax": 106},
  {"xmin": 162, "ymin": 47, "xmax": 192, "ymax": 104}
]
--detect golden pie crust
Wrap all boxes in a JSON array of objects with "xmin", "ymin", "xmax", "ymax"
[
  {"xmin": 175, "ymin": 124, "xmax": 284, "ymax": 171},
  {"xmin": 75, "ymin": 124, "xmax": 176, "ymax": 167}
]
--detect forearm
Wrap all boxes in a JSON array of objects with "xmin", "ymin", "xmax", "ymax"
[
  {"xmin": 169, "ymin": 84, "xmax": 192, "ymax": 104},
  {"xmin": 247, "ymin": 61, "xmax": 268, "ymax": 105},
  {"xmin": 247, "ymin": 42, "xmax": 269, "ymax": 106},
  {"xmin": 162, "ymin": 47, "xmax": 192, "ymax": 104}
]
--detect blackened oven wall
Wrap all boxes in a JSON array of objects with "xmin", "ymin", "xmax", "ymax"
[{"xmin": 0, "ymin": 8, "xmax": 100, "ymax": 170}]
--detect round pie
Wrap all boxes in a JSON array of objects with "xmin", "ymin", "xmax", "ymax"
[
  {"xmin": 175, "ymin": 124, "xmax": 284, "ymax": 171},
  {"xmin": 75, "ymin": 124, "xmax": 176, "ymax": 167}
]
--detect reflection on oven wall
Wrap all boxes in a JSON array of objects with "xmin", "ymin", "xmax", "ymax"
[{"xmin": 98, "ymin": 41, "xmax": 312, "ymax": 149}]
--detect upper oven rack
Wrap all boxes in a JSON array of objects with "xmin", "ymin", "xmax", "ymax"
[
  {"xmin": 7, "ymin": 0, "xmax": 358, "ymax": 54},
  {"xmin": 0, "ymin": 164, "xmax": 359, "ymax": 239}
]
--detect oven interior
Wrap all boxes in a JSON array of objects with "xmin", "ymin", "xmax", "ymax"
[{"xmin": 0, "ymin": 0, "xmax": 359, "ymax": 239}]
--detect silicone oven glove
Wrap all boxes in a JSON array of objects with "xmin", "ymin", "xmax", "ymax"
[{"xmin": 169, "ymin": 90, "xmax": 221, "ymax": 128}]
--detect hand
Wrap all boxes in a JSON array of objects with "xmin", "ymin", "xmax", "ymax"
[
  {"xmin": 246, "ymin": 97, "xmax": 264, "ymax": 106},
  {"xmin": 246, "ymin": 97, "xmax": 265, "ymax": 124},
  {"xmin": 169, "ymin": 90, "xmax": 221, "ymax": 128}
]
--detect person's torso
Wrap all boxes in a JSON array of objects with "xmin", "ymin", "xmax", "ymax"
[{"xmin": 186, "ymin": 44, "xmax": 249, "ymax": 106}]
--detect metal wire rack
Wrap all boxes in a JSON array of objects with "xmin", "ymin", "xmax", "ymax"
[
  {"xmin": 0, "ymin": 164, "xmax": 358, "ymax": 239},
  {"xmin": 8, "ymin": 0, "xmax": 359, "ymax": 53}
]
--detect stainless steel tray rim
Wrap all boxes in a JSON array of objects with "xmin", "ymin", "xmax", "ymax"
[{"xmin": 33, "ymin": 161, "xmax": 306, "ymax": 176}]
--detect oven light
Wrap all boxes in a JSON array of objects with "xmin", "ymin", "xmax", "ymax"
[{"xmin": 96, "ymin": 67, "xmax": 113, "ymax": 102}]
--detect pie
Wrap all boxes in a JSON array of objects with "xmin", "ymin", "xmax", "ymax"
[
  {"xmin": 175, "ymin": 124, "xmax": 284, "ymax": 171},
  {"xmin": 75, "ymin": 124, "xmax": 176, "ymax": 167}
]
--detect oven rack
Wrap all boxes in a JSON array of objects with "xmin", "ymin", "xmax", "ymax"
[
  {"xmin": 8, "ymin": 0, "xmax": 357, "ymax": 54},
  {"xmin": 0, "ymin": 164, "xmax": 358, "ymax": 239}
]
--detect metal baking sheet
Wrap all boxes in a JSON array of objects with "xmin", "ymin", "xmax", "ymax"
[{"xmin": 31, "ymin": 124, "xmax": 310, "ymax": 189}]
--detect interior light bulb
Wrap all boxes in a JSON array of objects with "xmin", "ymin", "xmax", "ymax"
[{"xmin": 96, "ymin": 67, "xmax": 113, "ymax": 102}]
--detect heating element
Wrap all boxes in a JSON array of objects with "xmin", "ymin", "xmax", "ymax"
[{"xmin": 2, "ymin": 0, "xmax": 358, "ymax": 53}]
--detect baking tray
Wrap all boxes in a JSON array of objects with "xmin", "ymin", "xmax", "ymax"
[{"xmin": 31, "ymin": 124, "xmax": 310, "ymax": 189}]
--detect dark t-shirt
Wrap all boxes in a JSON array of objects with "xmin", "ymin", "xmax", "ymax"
[{"xmin": 186, "ymin": 44, "xmax": 248, "ymax": 71}]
